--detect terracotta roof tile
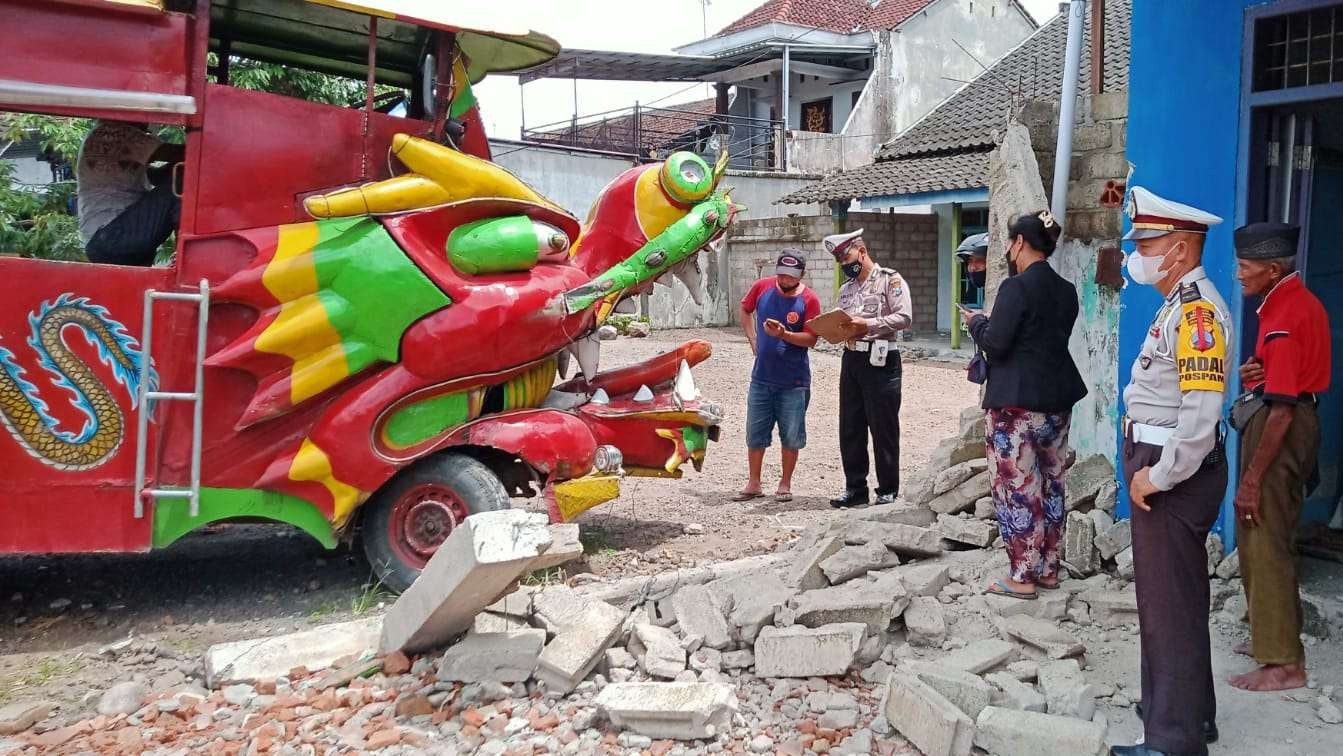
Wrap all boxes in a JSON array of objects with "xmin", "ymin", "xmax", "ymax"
[{"xmin": 718, "ymin": 0, "xmax": 938, "ymax": 36}]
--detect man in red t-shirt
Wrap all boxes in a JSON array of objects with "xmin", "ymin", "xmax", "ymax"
[
  {"xmin": 735, "ymin": 251, "xmax": 821, "ymax": 502},
  {"xmin": 1231, "ymin": 222, "xmax": 1331, "ymax": 693}
]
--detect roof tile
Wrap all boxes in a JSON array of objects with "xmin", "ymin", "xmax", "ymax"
[{"xmin": 718, "ymin": 0, "xmax": 938, "ymax": 36}]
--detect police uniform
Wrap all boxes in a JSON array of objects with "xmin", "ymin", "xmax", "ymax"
[
  {"xmin": 1233, "ymin": 222, "xmax": 1330, "ymax": 672},
  {"xmin": 825, "ymin": 229, "xmax": 914, "ymax": 505},
  {"xmin": 1118, "ymin": 187, "xmax": 1231, "ymax": 755}
]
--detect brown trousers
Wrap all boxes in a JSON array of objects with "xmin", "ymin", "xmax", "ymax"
[
  {"xmin": 1238, "ymin": 401, "xmax": 1318, "ymax": 666},
  {"xmin": 1123, "ymin": 436, "xmax": 1226, "ymax": 754}
]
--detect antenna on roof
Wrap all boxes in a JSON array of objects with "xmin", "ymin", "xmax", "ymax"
[{"xmin": 951, "ymin": 37, "xmax": 989, "ymax": 72}]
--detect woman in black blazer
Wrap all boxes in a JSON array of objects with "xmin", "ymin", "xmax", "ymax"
[{"xmin": 960, "ymin": 211, "xmax": 1088, "ymax": 600}]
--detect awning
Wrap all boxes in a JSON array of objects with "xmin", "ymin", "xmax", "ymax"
[{"xmin": 516, "ymin": 42, "xmax": 873, "ymax": 85}]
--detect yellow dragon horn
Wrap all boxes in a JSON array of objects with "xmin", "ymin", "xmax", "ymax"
[{"xmin": 713, "ymin": 150, "xmax": 730, "ymax": 185}]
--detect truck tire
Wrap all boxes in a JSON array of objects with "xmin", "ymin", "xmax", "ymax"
[{"xmin": 361, "ymin": 452, "xmax": 511, "ymax": 593}]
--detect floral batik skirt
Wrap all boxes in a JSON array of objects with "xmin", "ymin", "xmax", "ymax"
[{"xmin": 985, "ymin": 408, "xmax": 1072, "ymax": 585}]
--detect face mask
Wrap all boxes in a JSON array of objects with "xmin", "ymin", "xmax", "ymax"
[
  {"xmin": 969, "ymin": 270, "xmax": 986, "ymax": 289},
  {"xmin": 841, "ymin": 261, "xmax": 863, "ymax": 279},
  {"xmin": 1004, "ymin": 246, "xmax": 1019, "ymax": 277},
  {"xmin": 1126, "ymin": 249, "xmax": 1170, "ymax": 285}
]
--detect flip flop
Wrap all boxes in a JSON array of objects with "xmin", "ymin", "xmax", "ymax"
[
  {"xmin": 732, "ymin": 491, "xmax": 764, "ymax": 502},
  {"xmin": 984, "ymin": 580, "xmax": 1038, "ymax": 600},
  {"xmin": 1037, "ymin": 580, "xmax": 1062, "ymax": 590},
  {"xmin": 774, "ymin": 492, "xmax": 794, "ymax": 502}
]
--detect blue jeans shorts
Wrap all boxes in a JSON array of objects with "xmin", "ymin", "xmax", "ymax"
[{"xmin": 746, "ymin": 382, "xmax": 810, "ymax": 449}]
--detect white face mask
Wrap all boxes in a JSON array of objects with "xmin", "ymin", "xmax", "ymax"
[{"xmin": 1126, "ymin": 241, "xmax": 1181, "ymax": 286}]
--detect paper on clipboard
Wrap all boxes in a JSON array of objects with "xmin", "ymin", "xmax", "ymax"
[{"xmin": 806, "ymin": 308, "xmax": 854, "ymax": 344}]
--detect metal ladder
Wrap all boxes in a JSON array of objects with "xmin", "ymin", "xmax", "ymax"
[{"xmin": 133, "ymin": 279, "xmax": 209, "ymax": 519}]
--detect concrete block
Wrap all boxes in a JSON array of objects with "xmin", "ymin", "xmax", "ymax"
[
  {"xmin": 883, "ymin": 674, "xmax": 975, "ymax": 756},
  {"xmin": 1089, "ymin": 91, "xmax": 1129, "ymax": 122},
  {"xmin": 532, "ymin": 585, "xmax": 593, "ymax": 634},
  {"xmin": 785, "ymin": 533, "xmax": 846, "ymax": 591},
  {"xmin": 754, "ymin": 623, "xmax": 865, "ymax": 678},
  {"xmin": 973, "ymin": 707, "xmax": 1107, "ymax": 756},
  {"xmin": 670, "ymin": 584, "xmax": 732, "ymax": 650},
  {"xmin": 483, "ymin": 584, "xmax": 537, "ymax": 619},
  {"xmin": 1094, "ymin": 519, "xmax": 1131, "ymax": 560},
  {"xmin": 437, "ymin": 629, "xmax": 546, "ymax": 682},
  {"xmin": 928, "ymin": 472, "xmax": 991, "ymax": 515},
  {"xmin": 1079, "ymin": 589, "xmax": 1138, "ymax": 627},
  {"xmin": 1115, "ymin": 546, "xmax": 1135, "ymax": 580},
  {"xmin": 1037, "ymin": 659, "xmax": 1096, "ymax": 720},
  {"xmin": 790, "ymin": 581, "xmax": 901, "ymax": 635},
  {"xmin": 849, "ymin": 503, "xmax": 938, "ymax": 528},
  {"xmin": 1063, "ymin": 511, "xmax": 1099, "ymax": 575},
  {"xmin": 206, "ymin": 617, "xmax": 381, "ymax": 688},
  {"xmin": 904, "ymin": 662, "xmax": 994, "ymax": 719},
  {"xmin": 380, "ymin": 509, "xmax": 553, "ymax": 653},
  {"xmin": 0, "ymin": 701, "xmax": 53, "ymax": 736},
  {"xmin": 470, "ymin": 611, "xmax": 531, "ymax": 635},
  {"xmin": 1206, "ymin": 533, "xmax": 1224, "ymax": 577},
  {"xmin": 974, "ymin": 497, "xmax": 996, "ymax": 520},
  {"xmin": 985, "ymin": 672, "xmax": 1046, "ymax": 712},
  {"xmin": 940, "ymin": 639, "xmax": 1015, "ymax": 675},
  {"xmin": 705, "ymin": 570, "xmax": 796, "ymax": 631},
  {"xmin": 535, "ymin": 599, "xmax": 626, "ymax": 694},
  {"xmin": 1216, "ymin": 549, "xmax": 1241, "ymax": 580},
  {"xmin": 937, "ymin": 514, "xmax": 998, "ymax": 548},
  {"xmin": 721, "ymin": 650, "xmax": 754, "ymax": 669},
  {"xmin": 845, "ymin": 522, "xmax": 943, "ymax": 559},
  {"xmin": 595, "ymin": 682, "xmax": 737, "ymax": 740},
  {"xmin": 633, "ymin": 623, "xmax": 687, "ymax": 680},
  {"xmin": 1002, "ymin": 615, "xmax": 1085, "ymax": 659},
  {"xmin": 899, "ymin": 563, "xmax": 951, "ymax": 597},
  {"xmin": 820, "ymin": 542, "xmax": 899, "ymax": 585},
  {"xmin": 933, "ymin": 459, "xmax": 989, "ymax": 497},
  {"xmin": 904, "ymin": 597, "xmax": 948, "ymax": 648},
  {"xmin": 1065, "ymin": 456, "xmax": 1115, "ymax": 511},
  {"xmin": 528, "ymin": 523, "xmax": 585, "ymax": 572}
]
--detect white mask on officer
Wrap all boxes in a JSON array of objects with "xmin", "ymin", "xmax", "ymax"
[{"xmin": 1126, "ymin": 241, "xmax": 1181, "ymax": 286}]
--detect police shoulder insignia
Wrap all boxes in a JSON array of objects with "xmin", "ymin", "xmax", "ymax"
[
  {"xmin": 1179, "ymin": 281, "xmax": 1202, "ymax": 304},
  {"xmin": 1175, "ymin": 301, "xmax": 1226, "ymax": 392}
]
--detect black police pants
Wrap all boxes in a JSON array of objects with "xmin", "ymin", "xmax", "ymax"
[
  {"xmin": 1123, "ymin": 436, "xmax": 1225, "ymax": 754},
  {"xmin": 86, "ymin": 183, "xmax": 181, "ymax": 267},
  {"xmin": 839, "ymin": 348, "xmax": 902, "ymax": 496}
]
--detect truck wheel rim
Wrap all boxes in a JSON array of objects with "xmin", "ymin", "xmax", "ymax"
[{"xmin": 389, "ymin": 483, "xmax": 467, "ymax": 568}]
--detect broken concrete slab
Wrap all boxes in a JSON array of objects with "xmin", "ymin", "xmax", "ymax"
[
  {"xmin": 1079, "ymin": 589, "xmax": 1138, "ymax": 627},
  {"xmin": 847, "ymin": 503, "xmax": 938, "ymax": 528},
  {"xmin": 670, "ymin": 584, "xmax": 732, "ymax": 651},
  {"xmin": 939, "ymin": 639, "xmax": 1016, "ymax": 675},
  {"xmin": 985, "ymin": 672, "xmax": 1046, "ymax": 712},
  {"xmin": 904, "ymin": 472, "xmax": 937, "ymax": 506},
  {"xmin": 470, "ymin": 611, "xmax": 530, "ymax": 635},
  {"xmin": 437, "ymin": 629, "xmax": 546, "ymax": 683},
  {"xmin": 754, "ymin": 623, "xmax": 865, "ymax": 678},
  {"xmin": 974, "ymin": 497, "xmax": 996, "ymax": 520},
  {"xmin": 1063, "ymin": 511, "xmax": 1099, "ymax": 576},
  {"xmin": 789, "ymin": 581, "xmax": 901, "ymax": 635},
  {"xmin": 721, "ymin": 650, "xmax": 754, "ymax": 670},
  {"xmin": 904, "ymin": 662, "xmax": 994, "ymax": 720},
  {"xmin": 1216, "ymin": 549, "xmax": 1241, "ymax": 580},
  {"xmin": 899, "ymin": 563, "xmax": 951, "ymax": 597},
  {"xmin": 594, "ymin": 682, "xmax": 737, "ymax": 740},
  {"xmin": 206, "ymin": 616, "xmax": 382, "ymax": 688},
  {"xmin": 1206, "ymin": 533, "xmax": 1224, "ymax": 577},
  {"xmin": 1064, "ymin": 455, "xmax": 1116, "ymax": 512},
  {"xmin": 532, "ymin": 585, "xmax": 594, "ymax": 635},
  {"xmin": 1002, "ymin": 615, "xmax": 1085, "ymax": 659},
  {"xmin": 820, "ymin": 542, "xmax": 899, "ymax": 585},
  {"xmin": 1094, "ymin": 519, "xmax": 1131, "ymax": 561},
  {"xmin": 1086, "ymin": 509, "xmax": 1114, "ymax": 536},
  {"xmin": 705, "ymin": 570, "xmax": 796, "ymax": 633},
  {"xmin": 785, "ymin": 533, "xmax": 847, "ymax": 591},
  {"xmin": 883, "ymin": 674, "xmax": 975, "ymax": 756},
  {"xmin": 534, "ymin": 598, "xmax": 626, "ymax": 694},
  {"xmin": 979, "ymin": 589, "xmax": 1066, "ymax": 621},
  {"xmin": 528, "ymin": 523, "xmax": 585, "ymax": 573},
  {"xmin": 0, "ymin": 701, "xmax": 53, "ymax": 736},
  {"xmin": 1115, "ymin": 546, "xmax": 1135, "ymax": 580},
  {"xmin": 933, "ymin": 459, "xmax": 989, "ymax": 497},
  {"xmin": 380, "ymin": 509, "xmax": 553, "ymax": 653},
  {"xmin": 1037, "ymin": 659, "xmax": 1096, "ymax": 720},
  {"xmin": 937, "ymin": 514, "xmax": 998, "ymax": 548},
  {"xmin": 928, "ymin": 471, "xmax": 991, "ymax": 516},
  {"xmin": 632, "ymin": 623, "xmax": 687, "ymax": 680},
  {"xmin": 844, "ymin": 522, "xmax": 944, "ymax": 559},
  {"xmin": 974, "ymin": 706, "xmax": 1107, "ymax": 756},
  {"xmin": 904, "ymin": 597, "xmax": 948, "ymax": 648},
  {"xmin": 574, "ymin": 553, "xmax": 788, "ymax": 610}
]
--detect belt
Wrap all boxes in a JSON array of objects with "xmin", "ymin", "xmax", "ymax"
[
  {"xmin": 1124, "ymin": 417, "xmax": 1173, "ymax": 447},
  {"xmin": 845, "ymin": 339, "xmax": 895, "ymax": 352}
]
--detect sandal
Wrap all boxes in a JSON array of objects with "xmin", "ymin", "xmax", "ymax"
[
  {"xmin": 984, "ymin": 580, "xmax": 1038, "ymax": 600},
  {"xmin": 1037, "ymin": 579, "xmax": 1062, "ymax": 590},
  {"xmin": 774, "ymin": 491, "xmax": 793, "ymax": 502},
  {"xmin": 732, "ymin": 490, "xmax": 764, "ymax": 502}
]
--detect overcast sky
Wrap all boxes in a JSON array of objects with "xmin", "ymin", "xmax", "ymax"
[{"xmin": 472, "ymin": 0, "xmax": 1065, "ymax": 140}]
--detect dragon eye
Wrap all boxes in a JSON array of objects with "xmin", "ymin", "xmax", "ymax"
[{"xmin": 660, "ymin": 153, "xmax": 713, "ymax": 204}]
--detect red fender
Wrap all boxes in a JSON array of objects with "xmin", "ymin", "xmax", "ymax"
[{"xmin": 438, "ymin": 409, "xmax": 597, "ymax": 481}]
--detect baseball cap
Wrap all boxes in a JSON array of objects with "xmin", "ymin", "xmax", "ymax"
[{"xmin": 775, "ymin": 250, "xmax": 806, "ymax": 277}]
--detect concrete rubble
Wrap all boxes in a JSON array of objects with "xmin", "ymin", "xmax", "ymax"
[
  {"xmin": 883, "ymin": 673, "xmax": 975, "ymax": 756},
  {"xmin": 205, "ymin": 616, "xmax": 383, "ymax": 688},
  {"xmin": 594, "ymin": 682, "xmax": 737, "ymax": 740}
]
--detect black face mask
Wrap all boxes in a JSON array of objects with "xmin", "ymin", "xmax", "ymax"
[
  {"xmin": 969, "ymin": 270, "xmax": 986, "ymax": 289},
  {"xmin": 1005, "ymin": 248, "xmax": 1019, "ymax": 277},
  {"xmin": 841, "ymin": 261, "xmax": 863, "ymax": 279}
]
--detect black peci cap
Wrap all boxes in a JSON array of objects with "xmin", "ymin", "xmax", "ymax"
[{"xmin": 1234, "ymin": 222, "xmax": 1300, "ymax": 260}]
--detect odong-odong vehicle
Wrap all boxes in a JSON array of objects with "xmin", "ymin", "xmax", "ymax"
[{"xmin": 0, "ymin": 0, "xmax": 732, "ymax": 591}]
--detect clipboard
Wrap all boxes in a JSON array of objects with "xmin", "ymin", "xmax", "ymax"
[{"xmin": 805, "ymin": 308, "xmax": 854, "ymax": 344}]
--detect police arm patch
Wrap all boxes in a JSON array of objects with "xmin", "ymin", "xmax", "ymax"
[{"xmin": 1176, "ymin": 302, "xmax": 1226, "ymax": 392}]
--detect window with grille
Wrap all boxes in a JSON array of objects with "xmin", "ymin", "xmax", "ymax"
[{"xmin": 1253, "ymin": 4, "xmax": 1343, "ymax": 92}]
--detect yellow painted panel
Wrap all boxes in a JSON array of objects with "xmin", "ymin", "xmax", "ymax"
[
  {"xmin": 634, "ymin": 167, "xmax": 686, "ymax": 243},
  {"xmin": 289, "ymin": 439, "xmax": 364, "ymax": 527},
  {"xmin": 254, "ymin": 295, "xmax": 343, "ymax": 357},
  {"xmin": 553, "ymin": 475, "xmax": 621, "ymax": 522},
  {"xmin": 289, "ymin": 343, "xmax": 353, "ymax": 404},
  {"xmin": 264, "ymin": 223, "xmax": 321, "ymax": 302}
]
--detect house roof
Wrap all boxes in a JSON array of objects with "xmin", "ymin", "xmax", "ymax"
[
  {"xmin": 780, "ymin": 0, "xmax": 1130, "ymax": 204},
  {"xmin": 530, "ymin": 98, "xmax": 719, "ymax": 154},
  {"xmin": 717, "ymin": 0, "xmax": 939, "ymax": 36}
]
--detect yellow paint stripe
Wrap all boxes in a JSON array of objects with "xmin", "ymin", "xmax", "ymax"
[
  {"xmin": 290, "ymin": 439, "xmax": 364, "ymax": 527},
  {"xmin": 290, "ymin": 344, "xmax": 354, "ymax": 404},
  {"xmin": 634, "ymin": 166, "xmax": 684, "ymax": 243},
  {"xmin": 254, "ymin": 293, "xmax": 351, "ymax": 404},
  {"xmin": 264, "ymin": 223, "xmax": 321, "ymax": 302}
]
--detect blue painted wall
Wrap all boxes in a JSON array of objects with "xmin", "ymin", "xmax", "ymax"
[{"xmin": 1121, "ymin": 1, "xmax": 1264, "ymax": 551}]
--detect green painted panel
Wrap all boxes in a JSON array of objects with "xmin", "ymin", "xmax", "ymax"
[
  {"xmin": 384, "ymin": 391, "xmax": 471, "ymax": 447},
  {"xmin": 448, "ymin": 216, "xmax": 541, "ymax": 275},
  {"xmin": 153, "ymin": 488, "xmax": 337, "ymax": 549}
]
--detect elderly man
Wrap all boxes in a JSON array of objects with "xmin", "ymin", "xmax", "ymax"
[
  {"xmin": 1229, "ymin": 222, "xmax": 1330, "ymax": 693},
  {"xmin": 823, "ymin": 229, "xmax": 913, "ymax": 508},
  {"xmin": 1112, "ymin": 187, "xmax": 1232, "ymax": 756}
]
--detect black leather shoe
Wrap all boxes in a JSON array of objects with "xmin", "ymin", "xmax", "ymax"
[
  {"xmin": 874, "ymin": 493, "xmax": 898, "ymax": 505},
  {"xmin": 1134, "ymin": 704, "xmax": 1218, "ymax": 745},
  {"xmin": 1110, "ymin": 745, "xmax": 1208, "ymax": 756},
  {"xmin": 829, "ymin": 490, "xmax": 868, "ymax": 508}
]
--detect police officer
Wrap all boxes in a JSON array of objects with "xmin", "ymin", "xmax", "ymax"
[
  {"xmin": 823, "ymin": 229, "xmax": 913, "ymax": 508},
  {"xmin": 1113, "ymin": 187, "xmax": 1232, "ymax": 756},
  {"xmin": 956, "ymin": 232, "xmax": 989, "ymax": 291}
]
